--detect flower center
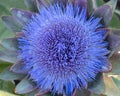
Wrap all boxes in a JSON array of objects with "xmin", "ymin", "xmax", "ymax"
[{"xmin": 36, "ymin": 18, "xmax": 88, "ymax": 72}]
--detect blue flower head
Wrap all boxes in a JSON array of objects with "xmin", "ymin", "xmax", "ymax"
[{"xmin": 18, "ymin": 3, "xmax": 110, "ymax": 95}]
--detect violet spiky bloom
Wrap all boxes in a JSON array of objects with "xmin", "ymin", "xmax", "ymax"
[{"xmin": 18, "ymin": 4, "xmax": 110, "ymax": 95}]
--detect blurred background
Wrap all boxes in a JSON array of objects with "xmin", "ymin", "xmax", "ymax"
[
  {"xmin": 0, "ymin": 0, "xmax": 120, "ymax": 40},
  {"xmin": 0, "ymin": 0, "xmax": 120, "ymax": 41},
  {"xmin": 0, "ymin": 0, "xmax": 119, "ymax": 39}
]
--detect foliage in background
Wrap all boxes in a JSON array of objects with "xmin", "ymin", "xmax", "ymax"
[
  {"xmin": 0, "ymin": 0, "xmax": 26, "ymax": 96},
  {"xmin": 0, "ymin": 0, "xmax": 26, "ymax": 40}
]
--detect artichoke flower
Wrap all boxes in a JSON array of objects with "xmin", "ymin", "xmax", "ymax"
[{"xmin": 0, "ymin": 0, "xmax": 120, "ymax": 96}]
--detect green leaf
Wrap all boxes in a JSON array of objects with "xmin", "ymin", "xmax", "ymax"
[
  {"xmin": 0, "ymin": 19, "xmax": 14, "ymax": 40},
  {"xmin": 90, "ymin": 93, "xmax": 106, "ymax": 96},
  {"xmin": 88, "ymin": 0, "xmax": 93, "ymax": 13},
  {"xmin": 0, "ymin": 62, "xmax": 10, "ymax": 73},
  {"xmin": 0, "ymin": 0, "xmax": 26, "ymax": 40},
  {"xmin": 36, "ymin": 0, "xmax": 50, "ymax": 10},
  {"xmin": 24, "ymin": 0, "xmax": 38, "ymax": 12},
  {"xmin": 94, "ymin": 0, "xmax": 118, "ymax": 26},
  {"xmin": 88, "ymin": 0, "xmax": 105, "ymax": 12},
  {"xmin": 0, "ymin": 4, "xmax": 10, "ymax": 16},
  {"xmin": 44, "ymin": 94, "xmax": 52, "ymax": 96},
  {"xmin": 109, "ymin": 52, "xmax": 120, "ymax": 75},
  {"xmin": 77, "ymin": 89, "xmax": 91, "ymax": 96},
  {"xmin": 115, "ymin": 9, "xmax": 120, "ymax": 16},
  {"xmin": 0, "ymin": 79, "xmax": 15, "ymax": 93},
  {"xmin": 0, "ymin": 67, "xmax": 25, "ymax": 81},
  {"xmin": 15, "ymin": 78, "xmax": 36, "ymax": 94},
  {"xmin": 0, "ymin": 50, "xmax": 18, "ymax": 63},
  {"xmin": 94, "ymin": 5, "xmax": 112, "ymax": 26},
  {"xmin": 103, "ymin": 76, "xmax": 120, "ymax": 96},
  {"xmin": 110, "ymin": 28, "xmax": 120, "ymax": 36},
  {"xmin": 88, "ymin": 73, "xmax": 105, "ymax": 95},
  {"xmin": 112, "ymin": 76, "xmax": 120, "ymax": 89},
  {"xmin": 96, "ymin": 0, "xmax": 105, "ymax": 7},
  {"xmin": 1, "ymin": 16, "xmax": 22, "ymax": 32},
  {"xmin": 11, "ymin": 8, "xmax": 33, "ymax": 25},
  {"xmin": 110, "ymin": 14, "xmax": 120, "ymax": 28},
  {"xmin": 10, "ymin": 61, "xmax": 28, "ymax": 74},
  {"xmin": 0, "ymin": 90, "xmax": 18, "ymax": 96},
  {"xmin": 106, "ymin": 0, "xmax": 118, "ymax": 13},
  {"xmin": 24, "ymin": 90, "xmax": 38, "ymax": 96},
  {"xmin": 0, "ymin": 0, "xmax": 26, "ymax": 16},
  {"xmin": 0, "ymin": 38, "xmax": 18, "ymax": 51},
  {"xmin": 107, "ymin": 33, "xmax": 120, "ymax": 51}
]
